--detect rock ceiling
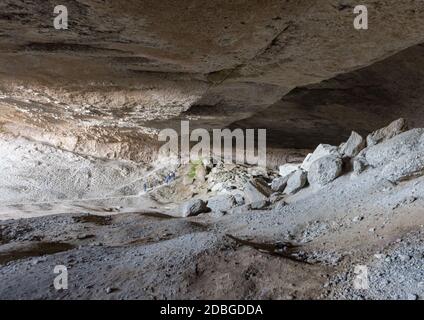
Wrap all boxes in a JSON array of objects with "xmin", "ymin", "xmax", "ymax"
[{"xmin": 1, "ymin": 0, "xmax": 424, "ymax": 155}]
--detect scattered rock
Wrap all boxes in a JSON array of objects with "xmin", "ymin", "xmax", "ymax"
[
  {"xmin": 269, "ymin": 192, "xmax": 285, "ymax": 204},
  {"xmin": 352, "ymin": 216, "xmax": 364, "ymax": 222},
  {"xmin": 284, "ymin": 169, "xmax": 307, "ymax": 194},
  {"xmin": 353, "ymin": 157, "xmax": 368, "ymax": 176},
  {"xmin": 233, "ymin": 193, "xmax": 245, "ymax": 206},
  {"xmin": 406, "ymin": 293, "xmax": 419, "ymax": 301},
  {"xmin": 244, "ymin": 179, "xmax": 272, "ymax": 204},
  {"xmin": 308, "ymin": 155, "xmax": 343, "ymax": 187},
  {"xmin": 195, "ymin": 164, "xmax": 207, "ymax": 183},
  {"xmin": 365, "ymin": 128, "xmax": 424, "ymax": 167},
  {"xmin": 366, "ymin": 118, "xmax": 407, "ymax": 146},
  {"xmin": 207, "ymin": 194, "xmax": 236, "ymax": 213},
  {"xmin": 339, "ymin": 131, "xmax": 366, "ymax": 158},
  {"xmin": 271, "ymin": 176, "xmax": 289, "ymax": 192},
  {"xmin": 180, "ymin": 199, "xmax": 208, "ymax": 217},
  {"xmin": 249, "ymin": 200, "xmax": 270, "ymax": 210},
  {"xmin": 278, "ymin": 163, "xmax": 300, "ymax": 177},
  {"xmin": 247, "ymin": 166, "xmax": 268, "ymax": 177},
  {"xmin": 208, "ymin": 210, "xmax": 226, "ymax": 218},
  {"xmin": 301, "ymin": 144, "xmax": 340, "ymax": 171},
  {"xmin": 105, "ymin": 287, "xmax": 117, "ymax": 294},
  {"xmin": 380, "ymin": 152, "xmax": 424, "ymax": 183},
  {"xmin": 274, "ymin": 201, "xmax": 287, "ymax": 211}
]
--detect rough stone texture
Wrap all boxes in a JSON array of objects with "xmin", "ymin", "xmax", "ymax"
[
  {"xmin": 364, "ymin": 129, "xmax": 424, "ymax": 167},
  {"xmin": 308, "ymin": 155, "xmax": 343, "ymax": 187},
  {"xmin": 2, "ymin": 1, "xmax": 424, "ymax": 155},
  {"xmin": 179, "ymin": 199, "xmax": 208, "ymax": 217},
  {"xmin": 207, "ymin": 194, "xmax": 237, "ymax": 213},
  {"xmin": 271, "ymin": 176, "xmax": 289, "ymax": 192},
  {"xmin": 249, "ymin": 200, "xmax": 270, "ymax": 210},
  {"xmin": 353, "ymin": 157, "xmax": 368, "ymax": 176},
  {"xmin": 367, "ymin": 118, "xmax": 408, "ymax": 147},
  {"xmin": 340, "ymin": 131, "xmax": 365, "ymax": 158},
  {"xmin": 279, "ymin": 163, "xmax": 300, "ymax": 177},
  {"xmin": 284, "ymin": 169, "xmax": 307, "ymax": 195},
  {"xmin": 244, "ymin": 179, "xmax": 272, "ymax": 204},
  {"xmin": 380, "ymin": 152, "xmax": 424, "ymax": 183},
  {"xmin": 301, "ymin": 144, "xmax": 340, "ymax": 171}
]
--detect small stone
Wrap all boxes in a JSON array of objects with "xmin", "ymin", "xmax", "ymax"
[
  {"xmin": 353, "ymin": 157, "xmax": 368, "ymax": 176},
  {"xmin": 284, "ymin": 169, "xmax": 307, "ymax": 195},
  {"xmin": 250, "ymin": 200, "xmax": 270, "ymax": 210},
  {"xmin": 340, "ymin": 131, "xmax": 366, "ymax": 158},
  {"xmin": 367, "ymin": 118, "xmax": 407, "ymax": 146},
  {"xmin": 180, "ymin": 199, "xmax": 208, "ymax": 217},
  {"xmin": 278, "ymin": 163, "xmax": 300, "ymax": 177},
  {"xmin": 352, "ymin": 216, "xmax": 364, "ymax": 222},
  {"xmin": 244, "ymin": 179, "xmax": 272, "ymax": 204},
  {"xmin": 207, "ymin": 194, "xmax": 236, "ymax": 213},
  {"xmin": 105, "ymin": 287, "xmax": 116, "ymax": 294},
  {"xmin": 269, "ymin": 192, "xmax": 284, "ymax": 204},
  {"xmin": 406, "ymin": 293, "xmax": 419, "ymax": 301},
  {"xmin": 271, "ymin": 176, "xmax": 289, "ymax": 192}
]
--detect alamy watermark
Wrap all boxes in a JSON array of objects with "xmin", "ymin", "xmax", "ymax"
[
  {"xmin": 158, "ymin": 121, "xmax": 267, "ymax": 167},
  {"xmin": 353, "ymin": 265, "xmax": 369, "ymax": 290},
  {"xmin": 52, "ymin": 4, "xmax": 369, "ymax": 31},
  {"xmin": 53, "ymin": 265, "xmax": 68, "ymax": 290}
]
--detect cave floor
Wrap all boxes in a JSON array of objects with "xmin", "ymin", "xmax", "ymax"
[{"xmin": 1, "ymin": 167, "xmax": 423, "ymax": 300}]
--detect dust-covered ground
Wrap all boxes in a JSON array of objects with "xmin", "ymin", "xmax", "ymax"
[{"xmin": 0, "ymin": 127, "xmax": 423, "ymax": 300}]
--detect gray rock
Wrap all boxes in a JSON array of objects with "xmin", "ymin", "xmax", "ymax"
[
  {"xmin": 271, "ymin": 176, "xmax": 290, "ymax": 192},
  {"xmin": 340, "ymin": 131, "xmax": 365, "ymax": 158},
  {"xmin": 208, "ymin": 210, "xmax": 226, "ymax": 218},
  {"xmin": 301, "ymin": 144, "xmax": 340, "ymax": 171},
  {"xmin": 278, "ymin": 163, "xmax": 300, "ymax": 177},
  {"xmin": 284, "ymin": 169, "xmax": 307, "ymax": 194},
  {"xmin": 353, "ymin": 157, "xmax": 368, "ymax": 176},
  {"xmin": 233, "ymin": 193, "xmax": 245, "ymax": 206},
  {"xmin": 365, "ymin": 128, "xmax": 424, "ymax": 167},
  {"xmin": 244, "ymin": 179, "xmax": 272, "ymax": 204},
  {"xmin": 195, "ymin": 164, "xmax": 207, "ymax": 183},
  {"xmin": 380, "ymin": 152, "xmax": 424, "ymax": 183},
  {"xmin": 207, "ymin": 194, "xmax": 236, "ymax": 213},
  {"xmin": 269, "ymin": 192, "xmax": 285, "ymax": 204},
  {"xmin": 180, "ymin": 199, "xmax": 208, "ymax": 217},
  {"xmin": 274, "ymin": 201, "xmax": 287, "ymax": 211},
  {"xmin": 250, "ymin": 200, "xmax": 270, "ymax": 210},
  {"xmin": 366, "ymin": 118, "xmax": 407, "ymax": 146},
  {"xmin": 308, "ymin": 155, "xmax": 343, "ymax": 187}
]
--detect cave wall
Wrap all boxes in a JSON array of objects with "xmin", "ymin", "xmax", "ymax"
[{"xmin": 1, "ymin": 0, "xmax": 424, "ymax": 158}]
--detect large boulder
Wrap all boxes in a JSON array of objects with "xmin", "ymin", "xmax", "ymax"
[
  {"xmin": 180, "ymin": 199, "xmax": 208, "ymax": 217},
  {"xmin": 284, "ymin": 169, "xmax": 307, "ymax": 195},
  {"xmin": 380, "ymin": 152, "xmax": 424, "ymax": 183},
  {"xmin": 308, "ymin": 155, "xmax": 343, "ymax": 187},
  {"xmin": 301, "ymin": 144, "xmax": 340, "ymax": 171},
  {"xmin": 339, "ymin": 131, "xmax": 366, "ymax": 158},
  {"xmin": 366, "ymin": 118, "xmax": 407, "ymax": 147},
  {"xmin": 364, "ymin": 128, "xmax": 424, "ymax": 167}
]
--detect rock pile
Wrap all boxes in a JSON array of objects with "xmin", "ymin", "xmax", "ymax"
[
  {"xmin": 270, "ymin": 118, "xmax": 416, "ymax": 196},
  {"xmin": 176, "ymin": 118, "xmax": 424, "ymax": 218}
]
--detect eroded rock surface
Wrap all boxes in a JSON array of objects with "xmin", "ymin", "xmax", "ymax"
[{"xmin": 2, "ymin": 1, "xmax": 424, "ymax": 155}]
